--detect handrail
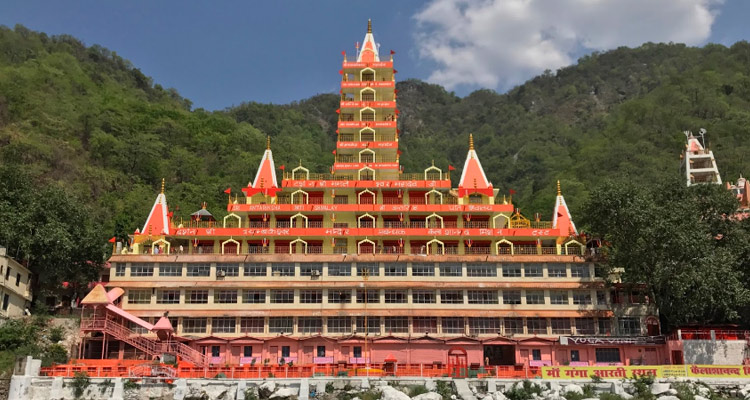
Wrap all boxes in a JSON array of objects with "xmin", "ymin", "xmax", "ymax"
[{"xmin": 82, "ymin": 317, "xmax": 206, "ymax": 367}]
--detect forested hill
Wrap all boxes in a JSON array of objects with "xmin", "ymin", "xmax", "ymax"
[{"xmin": 2, "ymin": 24, "xmax": 750, "ymax": 244}]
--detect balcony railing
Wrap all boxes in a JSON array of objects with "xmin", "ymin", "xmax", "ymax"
[
  {"xmin": 281, "ymin": 172, "xmax": 449, "ymax": 182},
  {"xmin": 335, "ymin": 155, "xmax": 399, "ymax": 163},
  {"xmin": 128, "ymin": 243, "xmax": 585, "ymax": 257}
]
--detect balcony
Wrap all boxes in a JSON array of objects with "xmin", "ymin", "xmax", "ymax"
[
  {"xmin": 338, "ymin": 120, "xmax": 397, "ymax": 129},
  {"xmin": 338, "ymin": 133, "xmax": 397, "ymax": 142},
  {"xmin": 341, "ymin": 81, "xmax": 394, "ymax": 89},
  {"xmin": 340, "ymin": 101, "xmax": 396, "ymax": 109}
]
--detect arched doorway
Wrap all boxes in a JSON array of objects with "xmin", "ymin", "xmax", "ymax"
[{"xmin": 448, "ymin": 347, "xmax": 468, "ymax": 378}]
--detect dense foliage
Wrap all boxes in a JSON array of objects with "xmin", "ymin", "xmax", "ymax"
[
  {"xmin": 1, "ymin": 25, "xmax": 749, "ymax": 324},
  {"xmin": 583, "ymin": 176, "xmax": 750, "ymax": 328},
  {"xmin": 0, "ymin": 317, "xmax": 69, "ymax": 373}
]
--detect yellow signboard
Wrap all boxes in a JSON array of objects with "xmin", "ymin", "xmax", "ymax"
[{"xmin": 541, "ymin": 365, "xmax": 750, "ymax": 380}]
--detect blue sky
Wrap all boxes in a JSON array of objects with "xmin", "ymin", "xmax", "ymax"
[{"xmin": 1, "ymin": 1, "xmax": 748, "ymax": 110}]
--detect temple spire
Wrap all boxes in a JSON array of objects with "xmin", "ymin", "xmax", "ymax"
[
  {"xmin": 357, "ymin": 19, "xmax": 380, "ymax": 62},
  {"xmin": 142, "ymin": 184, "xmax": 170, "ymax": 236},
  {"xmin": 553, "ymin": 181, "xmax": 577, "ymax": 235},
  {"xmin": 458, "ymin": 134, "xmax": 492, "ymax": 197},
  {"xmin": 267, "ymin": 136, "xmax": 271, "ymax": 150}
]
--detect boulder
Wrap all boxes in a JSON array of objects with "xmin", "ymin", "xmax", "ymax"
[
  {"xmin": 564, "ymin": 384, "xmax": 583, "ymax": 395},
  {"xmin": 425, "ymin": 379, "xmax": 437, "ymax": 392},
  {"xmin": 270, "ymin": 387, "xmax": 299, "ymax": 399},
  {"xmin": 491, "ymin": 392, "xmax": 507, "ymax": 400},
  {"xmin": 666, "ymin": 389, "xmax": 678, "ymax": 396},
  {"xmin": 650, "ymin": 383, "xmax": 671, "ymax": 395},
  {"xmin": 260, "ymin": 381, "xmax": 277, "ymax": 393},
  {"xmin": 381, "ymin": 386, "xmax": 411, "ymax": 400},
  {"xmin": 697, "ymin": 386, "xmax": 710, "ymax": 397},
  {"xmin": 413, "ymin": 393, "xmax": 445, "ymax": 400}
]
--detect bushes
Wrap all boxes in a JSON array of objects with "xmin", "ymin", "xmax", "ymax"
[
  {"xmin": 408, "ymin": 385, "xmax": 429, "ymax": 397},
  {"xmin": 505, "ymin": 380, "xmax": 543, "ymax": 400},
  {"xmin": 436, "ymin": 381, "xmax": 455, "ymax": 400},
  {"xmin": 42, "ymin": 343, "xmax": 68, "ymax": 366},
  {"xmin": 70, "ymin": 371, "xmax": 90, "ymax": 399}
]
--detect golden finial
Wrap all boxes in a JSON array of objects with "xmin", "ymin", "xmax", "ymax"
[
  {"xmin": 431, "ymin": 159, "xmax": 435, "ymax": 167},
  {"xmin": 160, "ymin": 178, "xmax": 165, "ymax": 194},
  {"xmin": 299, "ymin": 159, "xmax": 302, "ymax": 167},
  {"xmin": 557, "ymin": 180, "xmax": 561, "ymax": 196},
  {"xmin": 266, "ymin": 136, "xmax": 271, "ymax": 150},
  {"xmin": 367, "ymin": 19, "xmax": 372, "ymax": 33},
  {"xmin": 469, "ymin": 133, "xmax": 474, "ymax": 151}
]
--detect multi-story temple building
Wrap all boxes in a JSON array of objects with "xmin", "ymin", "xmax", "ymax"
[{"xmin": 79, "ymin": 21, "xmax": 669, "ymax": 370}]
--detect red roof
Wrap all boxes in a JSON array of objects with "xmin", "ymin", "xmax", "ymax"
[
  {"xmin": 106, "ymin": 304, "xmax": 154, "ymax": 331},
  {"xmin": 553, "ymin": 181, "xmax": 577, "ymax": 236},
  {"xmin": 153, "ymin": 316, "xmax": 174, "ymax": 332},
  {"xmin": 687, "ymin": 136, "xmax": 704, "ymax": 152},
  {"xmin": 458, "ymin": 134, "xmax": 492, "ymax": 197},
  {"xmin": 243, "ymin": 143, "xmax": 281, "ymax": 197},
  {"xmin": 142, "ymin": 191, "xmax": 170, "ymax": 235}
]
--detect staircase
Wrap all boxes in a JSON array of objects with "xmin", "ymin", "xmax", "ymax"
[{"xmin": 81, "ymin": 318, "xmax": 207, "ymax": 367}]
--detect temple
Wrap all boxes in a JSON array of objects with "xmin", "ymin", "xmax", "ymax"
[{"xmin": 76, "ymin": 21, "xmax": 669, "ymax": 375}]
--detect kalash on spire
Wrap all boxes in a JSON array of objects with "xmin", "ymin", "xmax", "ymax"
[{"xmin": 77, "ymin": 20, "xmax": 663, "ymax": 373}]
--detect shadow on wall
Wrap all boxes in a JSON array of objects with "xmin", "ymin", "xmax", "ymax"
[{"xmin": 682, "ymin": 340, "xmax": 746, "ymax": 364}]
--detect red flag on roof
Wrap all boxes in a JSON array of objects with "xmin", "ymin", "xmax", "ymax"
[
  {"xmin": 509, "ymin": 189, "xmax": 516, "ymax": 195},
  {"xmin": 108, "ymin": 237, "xmax": 116, "ymax": 243},
  {"xmin": 336, "ymin": 109, "xmax": 340, "ymax": 114},
  {"xmin": 341, "ymin": 51, "xmax": 346, "ymax": 56},
  {"xmin": 224, "ymin": 188, "xmax": 231, "ymax": 194},
  {"xmin": 339, "ymin": 69, "xmax": 343, "ymax": 75},
  {"xmin": 393, "ymin": 69, "xmax": 398, "ymax": 74},
  {"xmin": 279, "ymin": 165, "xmax": 285, "ymax": 171},
  {"xmin": 332, "ymin": 150, "xmax": 336, "ymax": 155},
  {"xmin": 390, "ymin": 50, "xmax": 396, "ymax": 55},
  {"xmin": 449, "ymin": 165, "xmax": 456, "ymax": 171}
]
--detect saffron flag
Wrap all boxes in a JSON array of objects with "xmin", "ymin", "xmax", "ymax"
[
  {"xmin": 279, "ymin": 165, "xmax": 285, "ymax": 171},
  {"xmin": 108, "ymin": 237, "xmax": 116, "ymax": 243},
  {"xmin": 224, "ymin": 188, "xmax": 231, "ymax": 194},
  {"xmin": 449, "ymin": 165, "xmax": 456, "ymax": 171}
]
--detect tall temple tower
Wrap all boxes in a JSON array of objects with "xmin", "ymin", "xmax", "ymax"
[
  {"xmin": 337, "ymin": 19, "xmax": 400, "ymax": 180},
  {"xmin": 680, "ymin": 129, "xmax": 722, "ymax": 186}
]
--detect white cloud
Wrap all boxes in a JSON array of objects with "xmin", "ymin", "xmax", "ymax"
[{"xmin": 413, "ymin": 0, "xmax": 723, "ymax": 91}]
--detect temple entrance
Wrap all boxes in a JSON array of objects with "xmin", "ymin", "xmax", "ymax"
[{"xmin": 483, "ymin": 345, "xmax": 516, "ymax": 365}]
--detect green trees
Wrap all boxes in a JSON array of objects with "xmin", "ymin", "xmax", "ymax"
[
  {"xmin": 0, "ymin": 165, "xmax": 105, "ymax": 297},
  {"xmin": 582, "ymin": 177, "xmax": 750, "ymax": 328}
]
